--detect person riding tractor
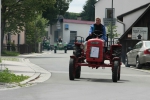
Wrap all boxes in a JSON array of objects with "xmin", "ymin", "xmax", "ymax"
[
  {"xmin": 86, "ymin": 17, "xmax": 107, "ymax": 41},
  {"xmin": 84, "ymin": 17, "xmax": 107, "ymax": 51}
]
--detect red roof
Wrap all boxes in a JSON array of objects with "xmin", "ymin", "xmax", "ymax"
[{"xmin": 63, "ymin": 19, "xmax": 94, "ymax": 25}]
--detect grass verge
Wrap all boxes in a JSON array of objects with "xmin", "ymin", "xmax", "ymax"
[
  {"xmin": 2, "ymin": 51, "xmax": 19, "ymax": 56},
  {"xmin": 0, "ymin": 68, "xmax": 29, "ymax": 83}
]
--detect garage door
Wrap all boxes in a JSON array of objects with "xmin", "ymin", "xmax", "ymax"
[{"xmin": 70, "ymin": 31, "xmax": 77, "ymax": 41}]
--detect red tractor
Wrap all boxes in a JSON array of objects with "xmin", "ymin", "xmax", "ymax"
[{"xmin": 69, "ymin": 31, "xmax": 122, "ymax": 82}]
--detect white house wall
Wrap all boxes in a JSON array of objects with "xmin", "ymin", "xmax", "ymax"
[
  {"xmin": 95, "ymin": 0, "xmax": 150, "ymax": 36},
  {"xmin": 48, "ymin": 24, "xmax": 58, "ymax": 45},
  {"xmin": 123, "ymin": 7, "xmax": 146, "ymax": 31},
  {"xmin": 3, "ymin": 32, "xmax": 25, "ymax": 45},
  {"xmin": 63, "ymin": 23, "xmax": 91, "ymax": 43}
]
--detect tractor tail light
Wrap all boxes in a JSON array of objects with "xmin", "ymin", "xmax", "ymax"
[{"xmin": 144, "ymin": 49, "xmax": 150, "ymax": 54}]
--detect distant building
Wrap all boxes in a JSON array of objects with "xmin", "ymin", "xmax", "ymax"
[{"xmin": 47, "ymin": 18, "xmax": 94, "ymax": 45}]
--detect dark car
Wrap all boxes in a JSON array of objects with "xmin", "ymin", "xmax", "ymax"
[
  {"xmin": 67, "ymin": 40, "xmax": 75, "ymax": 50},
  {"xmin": 67, "ymin": 40, "xmax": 84, "ymax": 50}
]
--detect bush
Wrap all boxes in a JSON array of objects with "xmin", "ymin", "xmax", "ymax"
[
  {"xmin": 2, "ymin": 50, "xmax": 19, "ymax": 56},
  {"xmin": 0, "ymin": 68, "xmax": 29, "ymax": 83}
]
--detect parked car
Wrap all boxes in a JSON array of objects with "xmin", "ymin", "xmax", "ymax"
[
  {"xmin": 67, "ymin": 40, "xmax": 84, "ymax": 50},
  {"xmin": 67, "ymin": 40, "xmax": 75, "ymax": 50},
  {"xmin": 125, "ymin": 40, "xmax": 150, "ymax": 69}
]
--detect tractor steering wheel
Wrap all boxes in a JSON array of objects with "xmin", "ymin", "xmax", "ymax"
[{"xmin": 92, "ymin": 30, "xmax": 103, "ymax": 38}]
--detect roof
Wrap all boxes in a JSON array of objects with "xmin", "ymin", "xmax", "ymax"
[
  {"xmin": 63, "ymin": 19, "xmax": 94, "ymax": 25},
  {"xmin": 117, "ymin": 3, "xmax": 150, "ymax": 21},
  {"xmin": 118, "ymin": 3, "xmax": 150, "ymax": 40}
]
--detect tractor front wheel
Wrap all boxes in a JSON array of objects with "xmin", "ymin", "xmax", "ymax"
[
  {"xmin": 112, "ymin": 61, "xmax": 119, "ymax": 82},
  {"xmin": 118, "ymin": 65, "xmax": 121, "ymax": 80},
  {"xmin": 69, "ymin": 58, "xmax": 75, "ymax": 80},
  {"xmin": 75, "ymin": 66, "xmax": 81, "ymax": 78}
]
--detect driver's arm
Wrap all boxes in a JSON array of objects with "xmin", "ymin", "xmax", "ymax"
[
  {"xmin": 101, "ymin": 25, "xmax": 107, "ymax": 41},
  {"xmin": 89, "ymin": 24, "xmax": 94, "ymax": 36}
]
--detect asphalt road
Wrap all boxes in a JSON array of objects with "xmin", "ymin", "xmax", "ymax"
[{"xmin": 0, "ymin": 50, "xmax": 150, "ymax": 100}]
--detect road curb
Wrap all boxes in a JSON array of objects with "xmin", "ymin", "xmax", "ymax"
[
  {"xmin": 20, "ymin": 73, "xmax": 41, "ymax": 84},
  {"xmin": 20, "ymin": 58, "xmax": 51, "ymax": 84}
]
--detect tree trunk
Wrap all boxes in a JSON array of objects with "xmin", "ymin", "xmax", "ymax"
[{"xmin": 1, "ymin": 5, "xmax": 6, "ymax": 52}]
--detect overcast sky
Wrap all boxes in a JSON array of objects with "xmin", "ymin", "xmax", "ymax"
[{"xmin": 67, "ymin": 0, "xmax": 87, "ymax": 13}]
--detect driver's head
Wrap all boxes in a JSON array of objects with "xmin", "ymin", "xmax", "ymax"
[{"xmin": 95, "ymin": 18, "xmax": 101, "ymax": 25}]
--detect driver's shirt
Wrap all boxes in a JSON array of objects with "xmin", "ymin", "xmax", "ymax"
[
  {"xmin": 89, "ymin": 24, "xmax": 107, "ymax": 41},
  {"xmin": 94, "ymin": 24, "xmax": 103, "ymax": 31}
]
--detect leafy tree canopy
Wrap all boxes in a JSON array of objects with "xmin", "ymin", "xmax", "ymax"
[
  {"xmin": 2, "ymin": 0, "xmax": 55, "ymax": 34},
  {"xmin": 42, "ymin": 0, "xmax": 73, "ymax": 24},
  {"xmin": 106, "ymin": 23, "xmax": 120, "ymax": 39},
  {"xmin": 80, "ymin": 0, "xmax": 97, "ymax": 21},
  {"xmin": 64, "ymin": 12, "xmax": 80, "ymax": 20}
]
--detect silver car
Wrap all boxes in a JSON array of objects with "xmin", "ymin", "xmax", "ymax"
[{"xmin": 125, "ymin": 40, "xmax": 150, "ymax": 69}]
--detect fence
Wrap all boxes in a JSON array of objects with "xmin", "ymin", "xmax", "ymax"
[{"xmin": 3, "ymin": 43, "xmax": 42, "ymax": 54}]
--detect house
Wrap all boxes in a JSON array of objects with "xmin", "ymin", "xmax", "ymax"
[
  {"xmin": 3, "ymin": 32, "xmax": 25, "ymax": 45},
  {"xmin": 95, "ymin": 0, "xmax": 150, "ymax": 36},
  {"xmin": 95, "ymin": 0, "xmax": 150, "ymax": 63},
  {"xmin": 117, "ymin": 3, "xmax": 150, "ymax": 63},
  {"xmin": 47, "ymin": 18, "xmax": 94, "ymax": 45}
]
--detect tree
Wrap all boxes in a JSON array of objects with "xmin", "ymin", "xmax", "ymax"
[
  {"xmin": 25, "ymin": 14, "xmax": 49, "ymax": 44},
  {"xmin": 1, "ymin": 0, "xmax": 55, "ymax": 51},
  {"xmin": 106, "ymin": 23, "xmax": 120, "ymax": 39},
  {"xmin": 64, "ymin": 12, "xmax": 80, "ymax": 19},
  {"xmin": 42, "ymin": 0, "xmax": 73, "ymax": 24},
  {"xmin": 42, "ymin": 0, "xmax": 73, "ymax": 41},
  {"xmin": 80, "ymin": 0, "xmax": 97, "ymax": 21}
]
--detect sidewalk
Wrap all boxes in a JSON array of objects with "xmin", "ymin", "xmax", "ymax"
[{"xmin": 0, "ymin": 53, "xmax": 51, "ymax": 90}]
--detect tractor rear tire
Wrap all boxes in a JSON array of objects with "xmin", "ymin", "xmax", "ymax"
[
  {"xmin": 112, "ymin": 61, "xmax": 119, "ymax": 82},
  {"xmin": 65, "ymin": 48, "xmax": 67, "ymax": 53},
  {"xmin": 75, "ymin": 66, "xmax": 81, "ymax": 78},
  {"xmin": 69, "ymin": 58, "xmax": 75, "ymax": 80},
  {"xmin": 54, "ymin": 49, "xmax": 56, "ymax": 53}
]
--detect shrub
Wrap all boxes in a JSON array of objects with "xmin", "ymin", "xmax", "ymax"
[
  {"xmin": 0, "ymin": 68, "xmax": 29, "ymax": 83},
  {"xmin": 2, "ymin": 50, "xmax": 19, "ymax": 56}
]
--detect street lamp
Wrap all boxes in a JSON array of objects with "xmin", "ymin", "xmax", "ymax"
[{"xmin": 110, "ymin": 0, "xmax": 113, "ymax": 46}]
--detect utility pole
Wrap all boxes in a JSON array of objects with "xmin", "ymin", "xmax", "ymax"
[
  {"xmin": 0, "ymin": 0, "xmax": 1, "ymax": 59},
  {"xmin": 110, "ymin": 0, "xmax": 113, "ymax": 46}
]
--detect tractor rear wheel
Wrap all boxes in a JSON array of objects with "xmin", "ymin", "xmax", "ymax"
[
  {"xmin": 75, "ymin": 66, "xmax": 81, "ymax": 78},
  {"xmin": 69, "ymin": 58, "xmax": 75, "ymax": 80},
  {"xmin": 65, "ymin": 47, "xmax": 67, "ymax": 53},
  {"xmin": 54, "ymin": 46, "xmax": 57, "ymax": 53},
  {"xmin": 112, "ymin": 61, "xmax": 119, "ymax": 82}
]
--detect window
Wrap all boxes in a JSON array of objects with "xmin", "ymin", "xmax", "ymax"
[
  {"xmin": 105, "ymin": 8, "xmax": 115, "ymax": 18},
  {"xmin": 133, "ymin": 42, "xmax": 142, "ymax": 49},
  {"xmin": 145, "ymin": 41, "xmax": 150, "ymax": 48}
]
